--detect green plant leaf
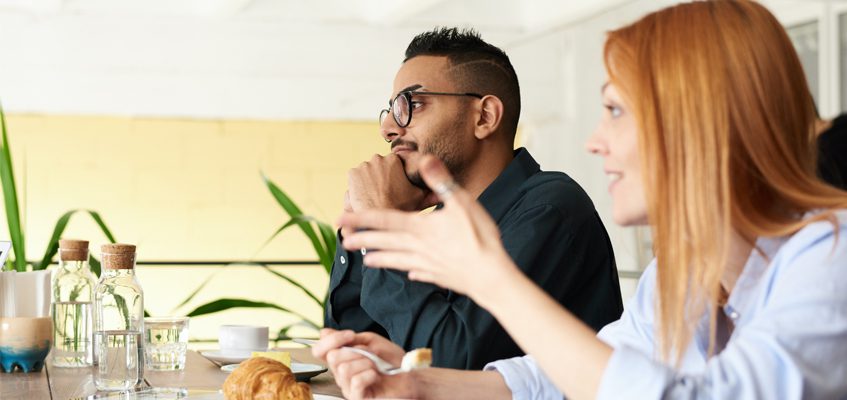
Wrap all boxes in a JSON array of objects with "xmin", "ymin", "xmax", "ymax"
[
  {"xmin": 0, "ymin": 105, "xmax": 26, "ymax": 272},
  {"xmin": 171, "ymin": 271, "xmax": 220, "ymax": 313},
  {"xmin": 255, "ymin": 215, "xmax": 329, "ymax": 262},
  {"xmin": 35, "ymin": 210, "xmax": 74, "ymax": 270},
  {"xmin": 261, "ymin": 173, "xmax": 330, "ymax": 268},
  {"xmin": 114, "ymin": 294, "xmax": 130, "ymax": 329},
  {"xmin": 254, "ymin": 216, "xmax": 307, "ymax": 257},
  {"xmin": 35, "ymin": 209, "xmax": 118, "ymax": 271},
  {"xmin": 316, "ymin": 221, "xmax": 336, "ymax": 274},
  {"xmin": 185, "ymin": 298, "xmax": 319, "ymax": 328},
  {"xmin": 86, "ymin": 210, "xmax": 117, "ymax": 243},
  {"xmin": 89, "ymin": 255, "xmax": 102, "ymax": 277},
  {"xmin": 273, "ymin": 324, "xmax": 296, "ymax": 342},
  {"xmin": 248, "ymin": 262, "xmax": 323, "ymax": 308}
]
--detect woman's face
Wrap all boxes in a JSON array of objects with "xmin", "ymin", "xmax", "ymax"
[{"xmin": 586, "ymin": 83, "xmax": 648, "ymax": 226}]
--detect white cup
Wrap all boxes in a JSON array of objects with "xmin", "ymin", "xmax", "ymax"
[{"xmin": 218, "ymin": 325, "xmax": 269, "ymax": 355}]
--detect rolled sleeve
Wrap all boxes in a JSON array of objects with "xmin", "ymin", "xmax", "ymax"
[
  {"xmin": 596, "ymin": 345, "xmax": 673, "ymax": 400},
  {"xmin": 484, "ymin": 356, "xmax": 563, "ymax": 400}
]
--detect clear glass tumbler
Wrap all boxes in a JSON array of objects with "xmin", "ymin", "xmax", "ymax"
[{"xmin": 144, "ymin": 317, "xmax": 189, "ymax": 370}]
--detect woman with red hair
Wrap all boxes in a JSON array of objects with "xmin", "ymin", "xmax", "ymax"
[{"xmin": 315, "ymin": 1, "xmax": 847, "ymax": 398}]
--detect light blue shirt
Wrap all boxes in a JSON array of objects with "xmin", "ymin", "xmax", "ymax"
[{"xmin": 485, "ymin": 211, "xmax": 847, "ymax": 399}]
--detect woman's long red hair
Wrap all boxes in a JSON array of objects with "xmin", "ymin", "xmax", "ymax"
[{"xmin": 604, "ymin": 0, "xmax": 847, "ymax": 363}]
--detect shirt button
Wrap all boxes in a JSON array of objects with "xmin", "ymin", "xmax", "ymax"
[
  {"xmin": 340, "ymin": 256, "xmax": 346, "ymax": 264},
  {"xmin": 361, "ymin": 249, "xmax": 368, "ymax": 255}
]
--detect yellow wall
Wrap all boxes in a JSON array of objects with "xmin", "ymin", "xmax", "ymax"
[{"xmin": 1, "ymin": 114, "xmax": 386, "ymax": 343}]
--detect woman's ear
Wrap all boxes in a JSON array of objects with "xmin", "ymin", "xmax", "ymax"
[{"xmin": 474, "ymin": 95, "xmax": 504, "ymax": 140}]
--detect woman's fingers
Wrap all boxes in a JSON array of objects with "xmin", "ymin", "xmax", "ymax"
[
  {"xmin": 338, "ymin": 208, "xmax": 417, "ymax": 233},
  {"xmin": 362, "ymin": 250, "xmax": 434, "ymax": 273},
  {"xmin": 328, "ymin": 349, "xmax": 375, "ymax": 396},
  {"xmin": 349, "ymin": 368, "xmax": 381, "ymax": 400},
  {"xmin": 407, "ymin": 270, "xmax": 439, "ymax": 285},
  {"xmin": 343, "ymin": 230, "xmax": 420, "ymax": 253},
  {"xmin": 418, "ymin": 155, "xmax": 458, "ymax": 200},
  {"xmin": 312, "ymin": 329, "xmax": 355, "ymax": 359},
  {"xmin": 337, "ymin": 357, "xmax": 378, "ymax": 384}
]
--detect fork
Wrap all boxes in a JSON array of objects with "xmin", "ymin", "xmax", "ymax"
[{"xmin": 293, "ymin": 338, "xmax": 407, "ymax": 375}]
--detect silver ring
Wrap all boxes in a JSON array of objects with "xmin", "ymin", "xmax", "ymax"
[{"xmin": 433, "ymin": 180, "xmax": 458, "ymax": 199}]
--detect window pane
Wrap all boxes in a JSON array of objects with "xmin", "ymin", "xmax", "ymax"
[{"xmin": 787, "ymin": 20, "xmax": 820, "ymax": 107}]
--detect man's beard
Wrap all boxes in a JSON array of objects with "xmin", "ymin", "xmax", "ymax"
[
  {"xmin": 392, "ymin": 137, "xmax": 462, "ymax": 190},
  {"xmin": 391, "ymin": 139, "xmax": 427, "ymax": 188}
]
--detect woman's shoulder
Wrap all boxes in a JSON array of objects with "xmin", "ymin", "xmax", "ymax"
[
  {"xmin": 769, "ymin": 209, "xmax": 847, "ymax": 281},
  {"xmin": 781, "ymin": 209, "xmax": 847, "ymax": 252}
]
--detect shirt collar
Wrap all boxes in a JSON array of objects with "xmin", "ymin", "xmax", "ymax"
[
  {"xmin": 476, "ymin": 148, "xmax": 541, "ymax": 222},
  {"xmin": 723, "ymin": 230, "xmax": 790, "ymax": 323}
]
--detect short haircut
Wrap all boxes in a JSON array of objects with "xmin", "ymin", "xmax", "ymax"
[{"xmin": 405, "ymin": 27, "xmax": 521, "ymax": 136}]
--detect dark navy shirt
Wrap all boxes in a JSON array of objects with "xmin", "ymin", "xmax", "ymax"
[{"xmin": 325, "ymin": 148, "xmax": 623, "ymax": 369}]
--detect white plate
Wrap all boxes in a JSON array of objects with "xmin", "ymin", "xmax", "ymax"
[
  {"xmin": 199, "ymin": 349, "xmax": 257, "ymax": 365},
  {"xmin": 220, "ymin": 362, "xmax": 327, "ymax": 381}
]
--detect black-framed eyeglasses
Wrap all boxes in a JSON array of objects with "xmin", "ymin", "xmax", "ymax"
[{"xmin": 379, "ymin": 91, "xmax": 484, "ymax": 128}]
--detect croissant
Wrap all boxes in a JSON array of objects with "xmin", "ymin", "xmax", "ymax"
[{"xmin": 223, "ymin": 357, "xmax": 312, "ymax": 400}]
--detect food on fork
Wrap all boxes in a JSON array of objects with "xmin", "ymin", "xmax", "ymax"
[
  {"xmin": 401, "ymin": 348, "xmax": 432, "ymax": 370},
  {"xmin": 223, "ymin": 357, "xmax": 311, "ymax": 400}
]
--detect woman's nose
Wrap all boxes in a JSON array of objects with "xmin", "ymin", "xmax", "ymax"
[{"xmin": 585, "ymin": 130, "xmax": 608, "ymax": 155}]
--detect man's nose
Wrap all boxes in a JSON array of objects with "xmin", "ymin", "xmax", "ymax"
[{"xmin": 380, "ymin": 114, "xmax": 403, "ymax": 143}]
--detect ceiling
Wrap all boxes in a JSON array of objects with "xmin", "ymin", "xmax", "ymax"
[
  {"xmin": 0, "ymin": 0, "xmax": 633, "ymax": 119},
  {"xmin": 0, "ymin": 0, "xmax": 630, "ymax": 36}
]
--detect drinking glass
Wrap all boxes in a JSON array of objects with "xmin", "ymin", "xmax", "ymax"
[{"xmin": 144, "ymin": 317, "xmax": 189, "ymax": 371}]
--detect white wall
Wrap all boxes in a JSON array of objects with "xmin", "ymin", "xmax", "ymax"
[
  {"xmin": 508, "ymin": 0, "xmax": 679, "ymax": 300},
  {"xmin": 2, "ymin": 0, "xmax": 834, "ymax": 304},
  {"xmin": 510, "ymin": 0, "xmax": 841, "ymax": 300},
  {"xmin": 0, "ymin": 2, "xmax": 523, "ymax": 120}
]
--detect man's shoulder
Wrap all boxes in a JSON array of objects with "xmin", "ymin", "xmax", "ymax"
[
  {"xmin": 519, "ymin": 170, "xmax": 593, "ymax": 206},
  {"xmin": 497, "ymin": 170, "xmax": 598, "ymax": 223}
]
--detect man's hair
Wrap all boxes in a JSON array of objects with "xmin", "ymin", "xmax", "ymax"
[{"xmin": 405, "ymin": 27, "xmax": 521, "ymax": 136}]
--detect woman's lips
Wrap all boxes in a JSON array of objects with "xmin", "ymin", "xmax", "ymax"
[{"xmin": 607, "ymin": 172, "xmax": 622, "ymax": 193}]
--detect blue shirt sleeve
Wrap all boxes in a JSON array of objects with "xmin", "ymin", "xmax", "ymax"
[{"xmin": 484, "ymin": 355, "xmax": 564, "ymax": 400}]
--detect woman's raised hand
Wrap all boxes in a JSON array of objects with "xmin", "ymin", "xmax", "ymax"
[{"xmin": 339, "ymin": 155, "xmax": 519, "ymax": 303}]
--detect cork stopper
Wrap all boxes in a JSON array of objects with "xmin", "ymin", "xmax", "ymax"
[
  {"xmin": 101, "ymin": 243, "xmax": 137, "ymax": 270},
  {"xmin": 58, "ymin": 239, "xmax": 89, "ymax": 262}
]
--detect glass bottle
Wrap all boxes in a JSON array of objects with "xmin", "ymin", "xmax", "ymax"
[
  {"xmin": 94, "ymin": 243, "xmax": 144, "ymax": 391},
  {"xmin": 51, "ymin": 239, "xmax": 97, "ymax": 367}
]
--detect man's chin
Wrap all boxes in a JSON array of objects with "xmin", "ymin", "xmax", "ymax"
[{"xmin": 406, "ymin": 169, "xmax": 428, "ymax": 190}]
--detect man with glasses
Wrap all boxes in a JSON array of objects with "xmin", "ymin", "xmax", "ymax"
[{"xmin": 324, "ymin": 27, "xmax": 623, "ymax": 370}]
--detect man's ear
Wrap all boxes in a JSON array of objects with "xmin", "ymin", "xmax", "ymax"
[{"xmin": 474, "ymin": 95, "xmax": 504, "ymax": 140}]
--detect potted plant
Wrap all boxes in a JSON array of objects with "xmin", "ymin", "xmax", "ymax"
[
  {"xmin": 0, "ymin": 105, "xmax": 117, "ymax": 372},
  {"xmin": 176, "ymin": 174, "xmax": 335, "ymax": 341}
]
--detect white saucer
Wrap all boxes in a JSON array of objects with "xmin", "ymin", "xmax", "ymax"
[{"xmin": 220, "ymin": 362, "xmax": 328, "ymax": 381}]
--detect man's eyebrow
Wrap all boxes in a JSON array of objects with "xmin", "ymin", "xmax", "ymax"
[{"xmin": 397, "ymin": 84, "xmax": 423, "ymax": 94}]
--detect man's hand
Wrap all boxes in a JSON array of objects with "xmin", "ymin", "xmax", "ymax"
[
  {"xmin": 342, "ymin": 153, "xmax": 438, "ymax": 238},
  {"xmin": 347, "ymin": 154, "xmax": 434, "ymax": 213}
]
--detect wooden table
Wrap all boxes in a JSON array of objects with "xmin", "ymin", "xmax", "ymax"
[{"xmin": 0, "ymin": 348, "xmax": 342, "ymax": 399}]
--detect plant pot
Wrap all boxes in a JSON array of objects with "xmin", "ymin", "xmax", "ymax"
[{"xmin": 0, "ymin": 317, "xmax": 53, "ymax": 373}]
